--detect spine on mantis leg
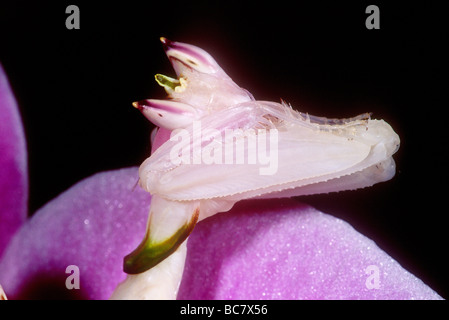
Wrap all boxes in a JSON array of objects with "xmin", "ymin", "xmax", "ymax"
[{"xmin": 124, "ymin": 195, "xmax": 200, "ymax": 274}]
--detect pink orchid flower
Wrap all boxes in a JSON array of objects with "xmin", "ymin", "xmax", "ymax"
[{"xmin": 0, "ymin": 39, "xmax": 442, "ymax": 300}]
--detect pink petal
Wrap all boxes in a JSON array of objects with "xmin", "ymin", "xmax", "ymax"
[
  {"xmin": 0, "ymin": 167, "xmax": 149, "ymax": 299},
  {"xmin": 0, "ymin": 166, "xmax": 441, "ymax": 299},
  {"xmin": 179, "ymin": 199, "xmax": 442, "ymax": 300},
  {"xmin": 0, "ymin": 63, "xmax": 28, "ymax": 258}
]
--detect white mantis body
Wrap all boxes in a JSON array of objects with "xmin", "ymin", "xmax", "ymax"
[{"xmin": 115, "ymin": 38, "xmax": 399, "ymax": 297}]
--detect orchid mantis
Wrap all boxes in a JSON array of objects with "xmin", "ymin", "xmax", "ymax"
[{"xmin": 120, "ymin": 37, "xmax": 400, "ymax": 288}]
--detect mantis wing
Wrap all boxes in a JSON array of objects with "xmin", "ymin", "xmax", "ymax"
[{"xmin": 139, "ymin": 101, "xmax": 399, "ymax": 202}]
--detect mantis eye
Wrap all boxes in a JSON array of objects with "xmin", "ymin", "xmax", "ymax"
[
  {"xmin": 160, "ymin": 37, "xmax": 224, "ymax": 76},
  {"xmin": 133, "ymin": 99, "xmax": 197, "ymax": 130}
]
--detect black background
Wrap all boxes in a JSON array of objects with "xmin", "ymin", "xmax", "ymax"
[{"xmin": 0, "ymin": 1, "xmax": 447, "ymax": 298}]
